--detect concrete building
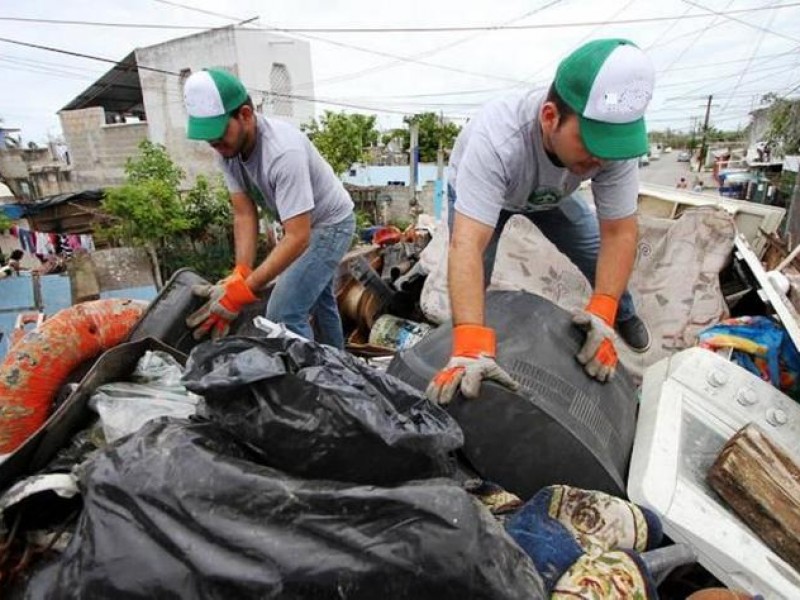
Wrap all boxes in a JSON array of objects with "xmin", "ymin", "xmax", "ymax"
[
  {"xmin": 0, "ymin": 127, "xmax": 76, "ymax": 202},
  {"xmin": 59, "ymin": 26, "xmax": 314, "ymax": 188}
]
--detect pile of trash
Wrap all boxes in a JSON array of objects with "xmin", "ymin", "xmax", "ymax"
[{"xmin": 1, "ymin": 335, "xmax": 550, "ymax": 598}]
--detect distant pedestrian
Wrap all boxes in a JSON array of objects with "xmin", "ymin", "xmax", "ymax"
[
  {"xmin": 676, "ymin": 177, "xmax": 688, "ymax": 189},
  {"xmin": 692, "ymin": 180, "xmax": 704, "ymax": 193},
  {"xmin": 7, "ymin": 249, "xmax": 24, "ymax": 274}
]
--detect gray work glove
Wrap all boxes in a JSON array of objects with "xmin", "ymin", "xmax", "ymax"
[
  {"xmin": 185, "ymin": 270, "xmax": 257, "ymax": 341},
  {"xmin": 571, "ymin": 310, "xmax": 619, "ymax": 382},
  {"xmin": 426, "ymin": 354, "xmax": 521, "ymax": 405}
]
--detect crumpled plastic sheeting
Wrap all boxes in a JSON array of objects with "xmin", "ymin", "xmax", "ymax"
[
  {"xmin": 181, "ymin": 336, "xmax": 464, "ymax": 485},
  {"xmin": 24, "ymin": 420, "xmax": 545, "ymax": 600},
  {"xmin": 89, "ymin": 350, "xmax": 203, "ymax": 443}
]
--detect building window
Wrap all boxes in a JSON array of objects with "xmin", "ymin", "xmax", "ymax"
[{"xmin": 270, "ymin": 63, "xmax": 293, "ymax": 117}]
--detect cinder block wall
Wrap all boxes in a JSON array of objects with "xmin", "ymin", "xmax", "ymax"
[{"xmin": 59, "ymin": 108, "xmax": 148, "ymax": 188}]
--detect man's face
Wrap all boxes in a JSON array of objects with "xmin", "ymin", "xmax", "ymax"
[
  {"xmin": 208, "ymin": 110, "xmax": 249, "ymax": 158},
  {"xmin": 540, "ymin": 103, "xmax": 606, "ymax": 177}
]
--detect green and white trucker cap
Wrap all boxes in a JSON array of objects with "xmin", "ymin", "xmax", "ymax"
[
  {"xmin": 554, "ymin": 39, "xmax": 654, "ymax": 160},
  {"xmin": 184, "ymin": 68, "xmax": 249, "ymax": 141}
]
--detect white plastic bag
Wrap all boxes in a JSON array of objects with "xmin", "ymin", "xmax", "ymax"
[{"xmin": 89, "ymin": 351, "xmax": 203, "ymax": 443}]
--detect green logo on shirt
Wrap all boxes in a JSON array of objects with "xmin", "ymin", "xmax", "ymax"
[{"xmin": 525, "ymin": 187, "xmax": 563, "ymax": 212}]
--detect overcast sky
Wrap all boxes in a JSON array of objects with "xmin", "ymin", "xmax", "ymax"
[{"xmin": 1, "ymin": 0, "xmax": 799, "ymax": 145}]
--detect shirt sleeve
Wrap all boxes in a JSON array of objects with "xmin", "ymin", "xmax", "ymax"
[
  {"xmin": 454, "ymin": 132, "xmax": 508, "ymax": 227},
  {"xmin": 271, "ymin": 150, "xmax": 315, "ymax": 221},
  {"xmin": 591, "ymin": 159, "xmax": 639, "ymax": 220},
  {"xmin": 219, "ymin": 158, "xmax": 244, "ymax": 194}
]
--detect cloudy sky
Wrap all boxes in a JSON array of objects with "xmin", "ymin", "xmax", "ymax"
[{"xmin": 1, "ymin": 0, "xmax": 799, "ymax": 144}]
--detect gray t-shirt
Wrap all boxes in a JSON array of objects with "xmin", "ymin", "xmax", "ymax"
[
  {"xmin": 448, "ymin": 90, "xmax": 639, "ymax": 227},
  {"xmin": 220, "ymin": 116, "xmax": 353, "ymax": 227}
]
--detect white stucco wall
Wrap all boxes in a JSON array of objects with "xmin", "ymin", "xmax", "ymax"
[
  {"xmin": 136, "ymin": 27, "xmax": 315, "ymax": 186},
  {"xmin": 234, "ymin": 29, "xmax": 315, "ymax": 129}
]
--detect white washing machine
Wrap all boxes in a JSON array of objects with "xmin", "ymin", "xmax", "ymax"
[{"xmin": 629, "ymin": 347, "xmax": 800, "ymax": 599}]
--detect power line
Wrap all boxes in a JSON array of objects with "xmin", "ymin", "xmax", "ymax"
[
  {"xmin": 681, "ymin": 0, "xmax": 800, "ymax": 44},
  {"xmin": 719, "ymin": 0, "xmax": 780, "ymax": 114},
  {"xmin": 144, "ymin": 1, "xmax": 537, "ymax": 88},
  {"xmin": 2, "ymin": 2, "xmax": 799, "ymax": 33},
  {"xmin": 293, "ymin": 0, "xmax": 564, "ymax": 91},
  {"xmin": 0, "ymin": 34, "xmax": 471, "ymax": 120}
]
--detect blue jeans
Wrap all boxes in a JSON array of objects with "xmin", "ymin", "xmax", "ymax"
[
  {"xmin": 447, "ymin": 185, "xmax": 636, "ymax": 323},
  {"xmin": 266, "ymin": 213, "xmax": 355, "ymax": 349}
]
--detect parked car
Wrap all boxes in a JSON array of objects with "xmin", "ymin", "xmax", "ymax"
[
  {"xmin": 638, "ymin": 155, "xmax": 650, "ymax": 167},
  {"xmin": 677, "ymin": 151, "xmax": 691, "ymax": 162}
]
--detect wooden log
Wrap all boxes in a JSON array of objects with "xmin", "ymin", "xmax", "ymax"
[{"xmin": 708, "ymin": 423, "xmax": 800, "ymax": 573}]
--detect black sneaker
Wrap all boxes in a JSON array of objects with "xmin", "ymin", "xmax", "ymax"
[{"xmin": 616, "ymin": 314, "xmax": 651, "ymax": 353}]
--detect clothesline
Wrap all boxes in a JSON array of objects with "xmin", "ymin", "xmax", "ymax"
[{"xmin": 8, "ymin": 226, "xmax": 95, "ymax": 258}]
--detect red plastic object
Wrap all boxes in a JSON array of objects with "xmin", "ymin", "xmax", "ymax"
[
  {"xmin": 0, "ymin": 298, "xmax": 147, "ymax": 453},
  {"xmin": 372, "ymin": 226, "xmax": 402, "ymax": 247}
]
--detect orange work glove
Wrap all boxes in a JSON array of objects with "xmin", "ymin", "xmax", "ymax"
[
  {"xmin": 572, "ymin": 294, "xmax": 619, "ymax": 382},
  {"xmin": 186, "ymin": 268, "xmax": 258, "ymax": 340},
  {"xmin": 425, "ymin": 324, "xmax": 520, "ymax": 405}
]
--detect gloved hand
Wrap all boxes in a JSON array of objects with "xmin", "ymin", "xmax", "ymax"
[
  {"xmin": 186, "ymin": 266, "xmax": 258, "ymax": 340},
  {"xmin": 425, "ymin": 324, "xmax": 520, "ymax": 405},
  {"xmin": 572, "ymin": 293, "xmax": 619, "ymax": 382}
]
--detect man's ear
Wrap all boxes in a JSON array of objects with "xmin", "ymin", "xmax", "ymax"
[
  {"xmin": 540, "ymin": 101, "xmax": 560, "ymax": 133},
  {"xmin": 238, "ymin": 104, "xmax": 255, "ymax": 122}
]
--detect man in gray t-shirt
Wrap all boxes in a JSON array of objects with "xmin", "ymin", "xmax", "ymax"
[
  {"xmin": 182, "ymin": 68, "xmax": 354, "ymax": 349},
  {"xmin": 427, "ymin": 39, "xmax": 656, "ymax": 405}
]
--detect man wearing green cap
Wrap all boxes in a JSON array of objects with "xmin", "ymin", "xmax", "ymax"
[
  {"xmin": 427, "ymin": 39, "xmax": 655, "ymax": 405},
  {"xmin": 182, "ymin": 68, "xmax": 355, "ymax": 348}
]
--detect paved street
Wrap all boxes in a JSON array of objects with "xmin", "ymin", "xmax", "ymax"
[{"xmin": 638, "ymin": 151, "xmax": 718, "ymax": 191}]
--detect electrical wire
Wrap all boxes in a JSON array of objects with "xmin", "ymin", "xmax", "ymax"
[
  {"xmin": 681, "ymin": 0, "xmax": 800, "ymax": 44},
  {"xmin": 1, "ymin": 2, "xmax": 798, "ymax": 33}
]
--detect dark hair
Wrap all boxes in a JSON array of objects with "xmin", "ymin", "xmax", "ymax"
[
  {"xmin": 10, "ymin": 249, "xmax": 23, "ymax": 261},
  {"xmin": 545, "ymin": 84, "xmax": 576, "ymax": 129}
]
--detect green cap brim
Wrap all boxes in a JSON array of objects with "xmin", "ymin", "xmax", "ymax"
[
  {"xmin": 187, "ymin": 113, "xmax": 230, "ymax": 141},
  {"xmin": 579, "ymin": 116, "xmax": 649, "ymax": 160}
]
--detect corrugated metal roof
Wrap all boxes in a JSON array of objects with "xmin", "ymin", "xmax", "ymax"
[{"xmin": 60, "ymin": 52, "xmax": 144, "ymax": 114}]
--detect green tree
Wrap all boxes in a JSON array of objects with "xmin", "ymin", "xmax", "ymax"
[
  {"xmin": 760, "ymin": 93, "xmax": 800, "ymax": 156},
  {"xmin": 303, "ymin": 111, "xmax": 379, "ymax": 175},
  {"xmin": 183, "ymin": 174, "xmax": 232, "ymax": 237},
  {"xmin": 100, "ymin": 140, "xmax": 190, "ymax": 286},
  {"xmin": 382, "ymin": 113, "xmax": 461, "ymax": 162}
]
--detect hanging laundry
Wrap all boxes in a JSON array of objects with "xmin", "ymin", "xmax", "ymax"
[
  {"xmin": 59, "ymin": 234, "xmax": 73, "ymax": 258},
  {"xmin": 67, "ymin": 234, "xmax": 82, "ymax": 251},
  {"xmin": 18, "ymin": 229, "xmax": 36, "ymax": 254},
  {"xmin": 79, "ymin": 234, "xmax": 95, "ymax": 252}
]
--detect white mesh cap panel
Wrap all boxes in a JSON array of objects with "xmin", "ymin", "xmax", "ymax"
[
  {"xmin": 183, "ymin": 71, "xmax": 225, "ymax": 118},
  {"xmin": 583, "ymin": 45, "xmax": 654, "ymax": 124}
]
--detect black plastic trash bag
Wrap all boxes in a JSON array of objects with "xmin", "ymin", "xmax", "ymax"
[
  {"xmin": 25, "ymin": 420, "xmax": 545, "ymax": 599},
  {"xmin": 181, "ymin": 336, "xmax": 464, "ymax": 485}
]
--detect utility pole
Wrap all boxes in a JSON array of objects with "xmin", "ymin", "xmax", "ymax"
[
  {"xmin": 436, "ymin": 112, "xmax": 445, "ymax": 220},
  {"xmin": 409, "ymin": 121, "xmax": 419, "ymax": 209},
  {"xmin": 698, "ymin": 95, "xmax": 713, "ymax": 172}
]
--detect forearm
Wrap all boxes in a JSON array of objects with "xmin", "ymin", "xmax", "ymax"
[
  {"xmin": 448, "ymin": 213, "xmax": 493, "ymax": 326},
  {"xmin": 247, "ymin": 233, "xmax": 308, "ymax": 292},
  {"xmin": 595, "ymin": 216, "xmax": 638, "ymax": 301},
  {"xmin": 448, "ymin": 245, "xmax": 486, "ymax": 325},
  {"xmin": 232, "ymin": 199, "xmax": 259, "ymax": 268}
]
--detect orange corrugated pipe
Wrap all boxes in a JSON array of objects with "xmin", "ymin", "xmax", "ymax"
[{"xmin": 0, "ymin": 298, "xmax": 148, "ymax": 454}]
